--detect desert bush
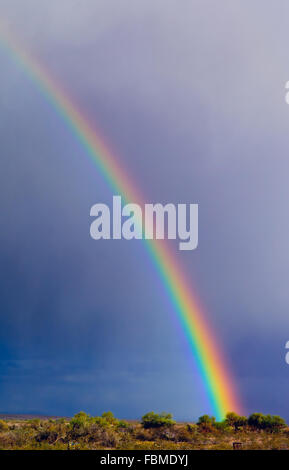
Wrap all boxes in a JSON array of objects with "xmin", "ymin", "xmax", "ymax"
[
  {"xmin": 174, "ymin": 426, "xmax": 196, "ymax": 442},
  {"xmin": 134, "ymin": 427, "xmax": 155, "ymax": 441},
  {"xmin": 0, "ymin": 431, "xmax": 18, "ymax": 448},
  {"xmin": 101, "ymin": 411, "xmax": 117, "ymax": 424},
  {"xmin": 248, "ymin": 413, "xmax": 286, "ymax": 432},
  {"xmin": 0, "ymin": 420, "xmax": 9, "ymax": 432},
  {"xmin": 186, "ymin": 423, "xmax": 198, "ymax": 432},
  {"xmin": 263, "ymin": 415, "xmax": 286, "ymax": 432},
  {"xmin": 141, "ymin": 412, "xmax": 175, "ymax": 429},
  {"xmin": 197, "ymin": 415, "xmax": 216, "ymax": 433},
  {"xmin": 198, "ymin": 423, "xmax": 215, "ymax": 433},
  {"xmin": 117, "ymin": 420, "xmax": 129, "ymax": 429},
  {"xmin": 149, "ymin": 426, "xmax": 178, "ymax": 441},
  {"xmin": 248, "ymin": 413, "xmax": 265, "ymax": 430},
  {"xmin": 28, "ymin": 418, "xmax": 41, "ymax": 430},
  {"xmin": 197, "ymin": 415, "xmax": 215, "ymax": 425},
  {"xmin": 69, "ymin": 412, "xmax": 92, "ymax": 440},
  {"xmin": 70, "ymin": 411, "xmax": 90, "ymax": 428},
  {"xmin": 90, "ymin": 411, "xmax": 122, "ymax": 429},
  {"xmin": 98, "ymin": 429, "xmax": 120, "ymax": 447},
  {"xmin": 225, "ymin": 412, "xmax": 247, "ymax": 431},
  {"xmin": 56, "ymin": 418, "xmax": 67, "ymax": 424},
  {"xmin": 213, "ymin": 421, "xmax": 230, "ymax": 432},
  {"xmin": 0, "ymin": 410, "xmax": 287, "ymax": 450},
  {"xmin": 35, "ymin": 428, "xmax": 60, "ymax": 444},
  {"xmin": 1, "ymin": 428, "xmax": 33, "ymax": 448}
]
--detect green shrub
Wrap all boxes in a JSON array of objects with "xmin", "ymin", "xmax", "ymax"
[
  {"xmin": 248, "ymin": 413, "xmax": 286, "ymax": 432},
  {"xmin": 197, "ymin": 415, "xmax": 216, "ymax": 426},
  {"xmin": 248, "ymin": 413, "xmax": 265, "ymax": 429},
  {"xmin": 117, "ymin": 420, "xmax": 129, "ymax": 429},
  {"xmin": 91, "ymin": 411, "xmax": 120, "ymax": 428},
  {"xmin": 70, "ymin": 411, "xmax": 90, "ymax": 428},
  {"xmin": 101, "ymin": 411, "xmax": 116, "ymax": 423},
  {"xmin": 263, "ymin": 415, "xmax": 286, "ymax": 432},
  {"xmin": 141, "ymin": 412, "xmax": 175, "ymax": 429},
  {"xmin": 214, "ymin": 421, "xmax": 230, "ymax": 432},
  {"xmin": 225, "ymin": 412, "xmax": 247, "ymax": 430}
]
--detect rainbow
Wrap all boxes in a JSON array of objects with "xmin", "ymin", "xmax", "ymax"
[{"xmin": 0, "ymin": 24, "xmax": 242, "ymax": 420}]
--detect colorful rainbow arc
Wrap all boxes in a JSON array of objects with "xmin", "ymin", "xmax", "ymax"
[{"xmin": 0, "ymin": 25, "xmax": 242, "ymax": 420}]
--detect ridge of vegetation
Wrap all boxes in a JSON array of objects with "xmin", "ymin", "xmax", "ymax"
[{"xmin": 0, "ymin": 411, "xmax": 287, "ymax": 450}]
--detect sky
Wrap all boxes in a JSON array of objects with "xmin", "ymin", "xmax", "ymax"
[{"xmin": 0, "ymin": 0, "xmax": 289, "ymax": 421}]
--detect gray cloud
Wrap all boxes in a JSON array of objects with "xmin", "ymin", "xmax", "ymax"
[{"xmin": 1, "ymin": 0, "xmax": 289, "ymax": 419}]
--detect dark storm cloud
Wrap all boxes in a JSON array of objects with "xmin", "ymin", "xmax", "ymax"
[{"xmin": 0, "ymin": 0, "xmax": 289, "ymax": 419}]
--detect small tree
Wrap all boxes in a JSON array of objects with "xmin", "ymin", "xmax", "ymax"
[
  {"xmin": 197, "ymin": 415, "xmax": 216, "ymax": 432},
  {"xmin": 247, "ymin": 413, "xmax": 286, "ymax": 431},
  {"xmin": 248, "ymin": 413, "xmax": 266, "ymax": 430},
  {"xmin": 225, "ymin": 412, "xmax": 247, "ymax": 431},
  {"xmin": 197, "ymin": 415, "xmax": 216, "ymax": 425},
  {"xmin": 141, "ymin": 412, "xmax": 175, "ymax": 429},
  {"xmin": 262, "ymin": 415, "xmax": 286, "ymax": 432}
]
